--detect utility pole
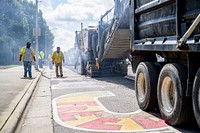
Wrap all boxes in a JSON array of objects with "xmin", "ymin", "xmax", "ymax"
[{"xmin": 34, "ymin": 0, "xmax": 39, "ymax": 70}]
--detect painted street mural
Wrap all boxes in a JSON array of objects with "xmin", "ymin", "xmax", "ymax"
[{"xmin": 52, "ymin": 91, "xmax": 173, "ymax": 132}]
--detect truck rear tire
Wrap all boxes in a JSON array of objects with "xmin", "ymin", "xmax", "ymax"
[
  {"xmin": 76, "ymin": 56, "xmax": 86, "ymax": 75},
  {"xmin": 192, "ymin": 68, "xmax": 200, "ymax": 128},
  {"xmin": 157, "ymin": 63, "xmax": 192, "ymax": 125},
  {"xmin": 135, "ymin": 62, "xmax": 160, "ymax": 111},
  {"xmin": 90, "ymin": 65, "xmax": 99, "ymax": 77}
]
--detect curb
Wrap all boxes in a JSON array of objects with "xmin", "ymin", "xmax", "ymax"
[{"xmin": 0, "ymin": 69, "xmax": 44, "ymax": 133}]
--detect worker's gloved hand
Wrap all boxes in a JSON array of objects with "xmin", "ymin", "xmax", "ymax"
[
  {"xmin": 19, "ymin": 55, "xmax": 22, "ymax": 62},
  {"xmin": 33, "ymin": 57, "xmax": 36, "ymax": 62}
]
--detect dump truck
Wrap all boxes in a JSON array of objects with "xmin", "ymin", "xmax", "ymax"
[
  {"xmin": 74, "ymin": 25, "xmax": 98, "ymax": 76},
  {"xmin": 74, "ymin": 0, "xmax": 130, "ymax": 77},
  {"xmin": 130, "ymin": 0, "xmax": 200, "ymax": 127},
  {"xmin": 74, "ymin": 0, "xmax": 200, "ymax": 127}
]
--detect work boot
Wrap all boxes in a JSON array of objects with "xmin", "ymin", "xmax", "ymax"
[{"xmin": 61, "ymin": 74, "xmax": 63, "ymax": 77}]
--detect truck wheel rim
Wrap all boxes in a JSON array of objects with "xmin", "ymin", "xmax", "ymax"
[
  {"xmin": 137, "ymin": 72, "xmax": 146, "ymax": 102},
  {"xmin": 161, "ymin": 76, "xmax": 176, "ymax": 112}
]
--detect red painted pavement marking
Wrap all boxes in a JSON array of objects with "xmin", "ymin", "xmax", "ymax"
[
  {"xmin": 131, "ymin": 114, "xmax": 166, "ymax": 129},
  {"xmin": 79, "ymin": 118, "xmax": 121, "ymax": 130},
  {"xmin": 53, "ymin": 91, "xmax": 170, "ymax": 132},
  {"xmin": 59, "ymin": 111, "xmax": 101, "ymax": 121}
]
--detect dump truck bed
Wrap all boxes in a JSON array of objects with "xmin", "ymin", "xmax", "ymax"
[
  {"xmin": 103, "ymin": 29, "xmax": 130, "ymax": 60},
  {"xmin": 100, "ymin": 0, "xmax": 130, "ymax": 61},
  {"xmin": 130, "ymin": 0, "xmax": 200, "ymax": 52}
]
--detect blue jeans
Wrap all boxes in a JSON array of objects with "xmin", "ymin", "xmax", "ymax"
[
  {"xmin": 39, "ymin": 59, "xmax": 43, "ymax": 68},
  {"xmin": 23, "ymin": 61, "xmax": 32, "ymax": 77}
]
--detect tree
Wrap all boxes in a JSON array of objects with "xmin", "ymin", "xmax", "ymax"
[{"xmin": 0, "ymin": 0, "xmax": 54, "ymax": 65}]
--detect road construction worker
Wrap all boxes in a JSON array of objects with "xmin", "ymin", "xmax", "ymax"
[
  {"xmin": 52, "ymin": 47, "xmax": 64, "ymax": 77},
  {"xmin": 38, "ymin": 51, "xmax": 44, "ymax": 68},
  {"xmin": 19, "ymin": 42, "xmax": 36, "ymax": 78},
  {"xmin": 48, "ymin": 54, "xmax": 53, "ymax": 69}
]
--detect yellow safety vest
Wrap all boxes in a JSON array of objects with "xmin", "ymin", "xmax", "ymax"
[
  {"xmin": 20, "ymin": 47, "xmax": 35, "ymax": 61},
  {"xmin": 52, "ymin": 51, "xmax": 64, "ymax": 64},
  {"xmin": 38, "ymin": 51, "xmax": 45, "ymax": 59}
]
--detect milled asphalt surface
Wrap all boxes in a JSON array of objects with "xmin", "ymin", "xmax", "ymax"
[
  {"xmin": 0, "ymin": 66, "xmax": 43, "ymax": 133},
  {"xmin": 0, "ymin": 65, "xmax": 134, "ymax": 133},
  {"xmin": 1, "ymin": 65, "xmax": 199, "ymax": 133}
]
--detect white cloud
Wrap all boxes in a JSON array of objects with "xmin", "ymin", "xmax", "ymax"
[{"xmin": 36, "ymin": 0, "xmax": 114, "ymax": 52}]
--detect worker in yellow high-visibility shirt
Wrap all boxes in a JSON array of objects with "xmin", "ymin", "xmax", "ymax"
[
  {"xmin": 38, "ymin": 51, "xmax": 44, "ymax": 68},
  {"xmin": 52, "ymin": 47, "xmax": 64, "ymax": 77},
  {"xmin": 19, "ymin": 42, "xmax": 36, "ymax": 78}
]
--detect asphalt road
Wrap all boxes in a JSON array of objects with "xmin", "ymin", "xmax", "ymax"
[
  {"xmin": 51, "ymin": 66, "xmax": 199, "ymax": 133},
  {"xmin": 16, "ymin": 66, "xmax": 199, "ymax": 133}
]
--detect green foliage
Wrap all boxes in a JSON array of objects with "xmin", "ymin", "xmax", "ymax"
[
  {"xmin": 0, "ymin": 0, "xmax": 54, "ymax": 65},
  {"xmin": 0, "ymin": 65, "xmax": 18, "ymax": 69}
]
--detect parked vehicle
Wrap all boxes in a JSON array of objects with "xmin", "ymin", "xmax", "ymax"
[
  {"xmin": 130, "ymin": 0, "xmax": 200, "ymax": 127},
  {"xmin": 74, "ymin": 0, "xmax": 130, "ymax": 77},
  {"xmin": 74, "ymin": 0, "xmax": 200, "ymax": 127}
]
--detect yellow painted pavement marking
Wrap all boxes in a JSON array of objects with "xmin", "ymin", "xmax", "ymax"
[
  {"xmin": 53, "ymin": 91, "xmax": 171, "ymax": 132},
  {"xmin": 107, "ymin": 118, "xmax": 144, "ymax": 130}
]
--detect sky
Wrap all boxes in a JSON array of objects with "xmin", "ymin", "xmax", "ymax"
[{"xmin": 29, "ymin": 0, "xmax": 114, "ymax": 52}]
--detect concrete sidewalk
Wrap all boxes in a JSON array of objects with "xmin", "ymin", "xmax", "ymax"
[
  {"xmin": 0, "ymin": 66, "xmax": 43, "ymax": 133},
  {"xmin": 15, "ymin": 67, "xmax": 53, "ymax": 133}
]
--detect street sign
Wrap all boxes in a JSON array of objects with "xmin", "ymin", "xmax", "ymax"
[{"xmin": 33, "ymin": 28, "xmax": 41, "ymax": 36}]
